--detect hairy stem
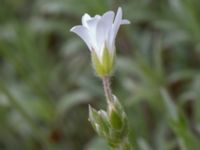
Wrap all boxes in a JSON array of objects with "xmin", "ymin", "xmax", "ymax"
[
  {"xmin": 84, "ymin": 75, "xmax": 133, "ymax": 150},
  {"xmin": 102, "ymin": 76, "xmax": 114, "ymax": 104}
]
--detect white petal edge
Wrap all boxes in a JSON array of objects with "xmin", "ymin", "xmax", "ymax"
[
  {"xmin": 86, "ymin": 17, "xmax": 101, "ymax": 52},
  {"xmin": 121, "ymin": 19, "xmax": 130, "ymax": 25},
  {"xmin": 96, "ymin": 11, "xmax": 115, "ymax": 60},
  {"xmin": 86, "ymin": 17, "xmax": 100, "ymax": 33},
  {"xmin": 82, "ymin": 13, "xmax": 91, "ymax": 27},
  {"xmin": 108, "ymin": 7, "xmax": 130, "ymax": 55},
  {"xmin": 70, "ymin": 25, "xmax": 92, "ymax": 50},
  {"xmin": 112, "ymin": 7, "xmax": 122, "ymax": 40},
  {"xmin": 107, "ymin": 7, "xmax": 122, "ymax": 55}
]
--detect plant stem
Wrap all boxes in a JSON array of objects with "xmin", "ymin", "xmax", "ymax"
[{"xmin": 102, "ymin": 76, "xmax": 114, "ymax": 104}]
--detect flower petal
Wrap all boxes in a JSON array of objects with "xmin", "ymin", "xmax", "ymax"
[
  {"xmin": 95, "ymin": 15, "xmax": 101, "ymax": 19},
  {"xmin": 82, "ymin": 13, "xmax": 91, "ymax": 27},
  {"xmin": 96, "ymin": 11, "xmax": 114, "ymax": 60},
  {"xmin": 86, "ymin": 17, "xmax": 101, "ymax": 51},
  {"xmin": 70, "ymin": 7, "xmax": 130, "ymax": 60},
  {"xmin": 70, "ymin": 25, "xmax": 92, "ymax": 50},
  {"xmin": 86, "ymin": 17, "xmax": 100, "ymax": 34},
  {"xmin": 108, "ymin": 7, "xmax": 130, "ymax": 54},
  {"xmin": 112, "ymin": 7, "xmax": 122, "ymax": 37},
  {"xmin": 121, "ymin": 19, "xmax": 130, "ymax": 25},
  {"xmin": 107, "ymin": 7, "xmax": 122, "ymax": 54}
]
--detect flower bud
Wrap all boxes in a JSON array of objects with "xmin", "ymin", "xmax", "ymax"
[
  {"xmin": 88, "ymin": 99, "xmax": 131, "ymax": 150},
  {"xmin": 88, "ymin": 105, "xmax": 110, "ymax": 137},
  {"xmin": 108, "ymin": 96, "xmax": 127, "ymax": 130}
]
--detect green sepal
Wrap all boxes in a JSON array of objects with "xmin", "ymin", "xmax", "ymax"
[
  {"xmin": 102, "ymin": 47, "xmax": 114, "ymax": 75},
  {"xmin": 108, "ymin": 96, "xmax": 127, "ymax": 130},
  {"xmin": 109, "ymin": 105, "xmax": 123, "ymax": 130},
  {"xmin": 91, "ymin": 48, "xmax": 115, "ymax": 77},
  {"xmin": 91, "ymin": 51, "xmax": 105, "ymax": 77}
]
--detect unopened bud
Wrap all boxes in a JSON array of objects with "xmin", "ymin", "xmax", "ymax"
[
  {"xmin": 89, "ymin": 105, "xmax": 110, "ymax": 137},
  {"xmin": 108, "ymin": 96, "xmax": 126, "ymax": 130}
]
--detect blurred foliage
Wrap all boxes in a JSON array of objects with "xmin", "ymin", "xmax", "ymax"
[{"xmin": 0, "ymin": 0, "xmax": 200, "ymax": 150}]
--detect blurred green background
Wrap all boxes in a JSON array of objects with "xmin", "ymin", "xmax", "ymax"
[{"xmin": 0, "ymin": 0, "xmax": 200, "ymax": 149}]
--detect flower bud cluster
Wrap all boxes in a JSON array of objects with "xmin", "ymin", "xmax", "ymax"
[{"xmin": 89, "ymin": 96, "xmax": 131, "ymax": 150}]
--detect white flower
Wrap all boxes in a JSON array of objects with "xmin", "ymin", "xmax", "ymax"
[{"xmin": 70, "ymin": 7, "xmax": 130, "ymax": 76}]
